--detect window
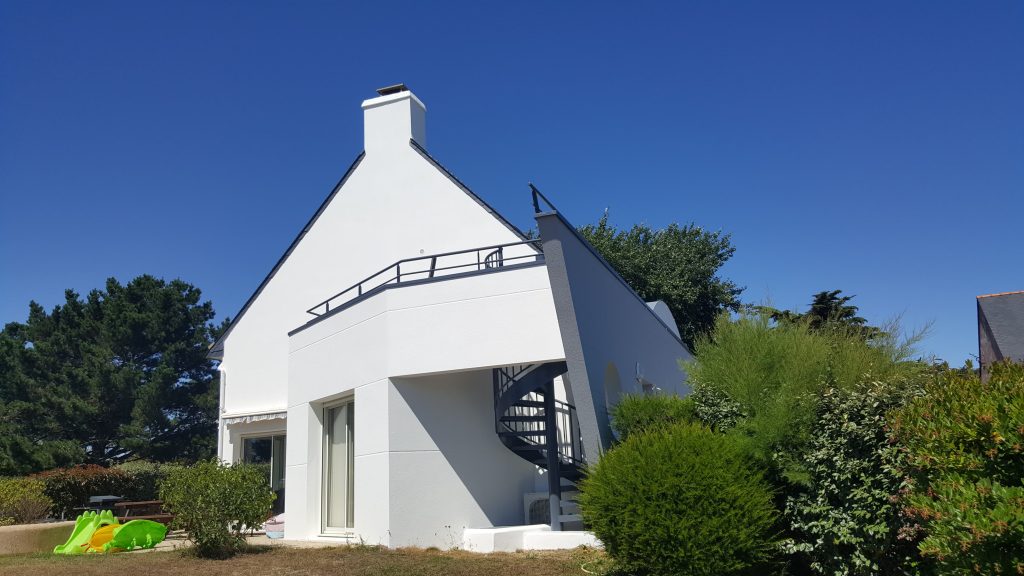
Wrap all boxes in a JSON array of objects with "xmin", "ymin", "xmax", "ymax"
[
  {"xmin": 242, "ymin": 434, "xmax": 286, "ymax": 515},
  {"xmin": 323, "ymin": 400, "xmax": 354, "ymax": 532}
]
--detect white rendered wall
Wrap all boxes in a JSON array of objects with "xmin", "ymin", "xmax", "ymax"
[
  {"xmin": 285, "ymin": 265, "xmax": 565, "ymax": 545},
  {"xmin": 388, "ymin": 371, "xmax": 538, "ymax": 548},
  {"xmin": 216, "ymin": 90, "xmax": 528, "ymax": 458},
  {"xmin": 537, "ymin": 212, "xmax": 693, "ymax": 458}
]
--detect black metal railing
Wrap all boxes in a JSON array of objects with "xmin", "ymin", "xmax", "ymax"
[
  {"xmin": 306, "ymin": 240, "xmax": 542, "ymax": 317},
  {"xmin": 530, "ymin": 183, "xmax": 558, "ymax": 214},
  {"xmin": 494, "ymin": 363, "xmax": 583, "ymax": 467}
]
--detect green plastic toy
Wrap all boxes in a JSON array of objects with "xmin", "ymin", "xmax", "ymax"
[
  {"xmin": 53, "ymin": 510, "xmax": 117, "ymax": 555},
  {"xmin": 53, "ymin": 511, "xmax": 168, "ymax": 554},
  {"xmin": 103, "ymin": 520, "xmax": 168, "ymax": 552}
]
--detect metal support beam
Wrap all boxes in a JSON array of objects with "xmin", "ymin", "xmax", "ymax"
[{"xmin": 543, "ymin": 379, "xmax": 562, "ymax": 531}]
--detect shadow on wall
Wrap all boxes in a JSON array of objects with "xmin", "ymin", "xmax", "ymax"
[
  {"xmin": 604, "ymin": 362, "xmax": 622, "ymax": 415},
  {"xmin": 390, "ymin": 372, "xmax": 537, "ymax": 530}
]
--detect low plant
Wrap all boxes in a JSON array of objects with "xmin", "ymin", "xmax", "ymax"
[
  {"xmin": 890, "ymin": 360, "xmax": 1024, "ymax": 574},
  {"xmin": 33, "ymin": 464, "xmax": 131, "ymax": 518},
  {"xmin": 0, "ymin": 477, "xmax": 52, "ymax": 524},
  {"xmin": 160, "ymin": 460, "xmax": 275, "ymax": 558},
  {"xmin": 579, "ymin": 422, "xmax": 780, "ymax": 576},
  {"xmin": 609, "ymin": 393, "xmax": 695, "ymax": 439}
]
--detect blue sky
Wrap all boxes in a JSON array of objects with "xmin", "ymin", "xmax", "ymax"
[{"xmin": 1, "ymin": 1, "xmax": 1021, "ymax": 365}]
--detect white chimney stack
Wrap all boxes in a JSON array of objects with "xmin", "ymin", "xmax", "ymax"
[{"xmin": 361, "ymin": 84, "xmax": 426, "ymax": 153}]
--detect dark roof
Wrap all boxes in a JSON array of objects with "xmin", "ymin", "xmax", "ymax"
[
  {"xmin": 208, "ymin": 152, "xmax": 365, "ymax": 358},
  {"xmin": 977, "ymin": 291, "xmax": 1024, "ymax": 363},
  {"xmin": 209, "ymin": 141, "xmax": 531, "ymax": 358}
]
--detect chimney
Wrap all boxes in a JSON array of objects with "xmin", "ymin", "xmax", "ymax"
[{"xmin": 361, "ymin": 84, "xmax": 426, "ymax": 153}]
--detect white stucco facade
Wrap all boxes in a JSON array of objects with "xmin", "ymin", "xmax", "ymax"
[{"xmin": 213, "ymin": 86, "xmax": 693, "ymax": 549}]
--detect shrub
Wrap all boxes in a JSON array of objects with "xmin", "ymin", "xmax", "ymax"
[
  {"xmin": 890, "ymin": 360, "xmax": 1024, "ymax": 574},
  {"xmin": 784, "ymin": 380, "xmax": 924, "ymax": 575},
  {"xmin": 685, "ymin": 313, "xmax": 925, "ymax": 485},
  {"xmin": 34, "ymin": 465, "xmax": 131, "ymax": 518},
  {"xmin": 114, "ymin": 460, "xmax": 184, "ymax": 501},
  {"xmin": 0, "ymin": 477, "xmax": 52, "ymax": 524},
  {"xmin": 579, "ymin": 423, "xmax": 780, "ymax": 575},
  {"xmin": 610, "ymin": 393, "xmax": 696, "ymax": 439},
  {"xmin": 160, "ymin": 460, "xmax": 275, "ymax": 558}
]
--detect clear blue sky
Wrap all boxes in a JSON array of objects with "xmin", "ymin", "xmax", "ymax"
[{"xmin": 2, "ymin": 1, "xmax": 1021, "ymax": 365}]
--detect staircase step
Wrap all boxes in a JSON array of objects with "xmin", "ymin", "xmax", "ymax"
[
  {"xmin": 558, "ymin": 514, "xmax": 582, "ymax": 523},
  {"xmin": 500, "ymin": 415, "xmax": 546, "ymax": 423},
  {"xmin": 499, "ymin": 430, "xmax": 545, "ymax": 438},
  {"xmin": 514, "ymin": 400, "xmax": 547, "ymax": 408}
]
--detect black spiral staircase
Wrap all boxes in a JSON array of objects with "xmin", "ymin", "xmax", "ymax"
[{"xmin": 493, "ymin": 361, "xmax": 584, "ymax": 529}]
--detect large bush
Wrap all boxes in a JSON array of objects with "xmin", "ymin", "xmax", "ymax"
[
  {"xmin": 610, "ymin": 393, "xmax": 696, "ymax": 440},
  {"xmin": 685, "ymin": 313, "xmax": 924, "ymax": 485},
  {"xmin": 579, "ymin": 423, "xmax": 780, "ymax": 576},
  {"xmin": 0, "ymin": 477, "xmax": 52, "ymax": 524},
  {"xmin": 160, "ymin": 460, "xmax": 275, "ymax": 558},
  {"xmin": 784, "ymin": 380, "xmax": 923, "ymax": 576},
  {"xmin": 34, "ymin": 464, "xmax": 132, "ymax": 518},
  {"xmin": 890, "ymin": 360, "xmax": 1024, "ymax": 574}
]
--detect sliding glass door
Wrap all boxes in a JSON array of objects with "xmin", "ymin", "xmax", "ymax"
[
  {"xmin": 242, "ymin": 434, "xmax": 286, "ymax": 515},
  {"xmin": 323, "ymin": 401, "xmax": 354, "ymax": 532}
]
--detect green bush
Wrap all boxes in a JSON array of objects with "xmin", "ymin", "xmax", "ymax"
[
  {"xmin": 890, "ymin": 360, "xmax": 1024, "ymax": 574},
  {"xmin": 610, "ymin": 393, "xmax": 696, "ymax": 439},
  {"xmin": 114, "ymin": 460, "xmax": 183, "ymax": 501},
  {"xmin": 0, "ymin": 477, "xmax": 52, "ymax": 524},
  {"xmin": 685, "ymin": 313, "xmax": 925, "ymax": 485},
  {"xmin": 579, "ymin": 423, "xmax": 780, "ymax": 576},
  {"xmin": 784, "ymin": 380, "xmax": 923, "ymax": 575},
  {"xmin": 34, "ymin": 465, "xmax": 132, "ymax": 518},
  {"xmin": 160, "ymin": 460, "xmax": 275, "ymax": 558}
]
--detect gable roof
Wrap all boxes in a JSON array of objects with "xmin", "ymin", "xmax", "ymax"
[
  {"xmin": 208, "ymin": 152, "xmax": 365, "ymax": 359},
  {"xmin": 977, "ymin": 290, "xmax": 1024, "ymax": 364},
  {"xmin": 209, "ymin": 142, "xmax": 531, "ymax": 359},
  {"xmin": 408, "ymin": 139, "xmax": 530, "ymax": 245}
]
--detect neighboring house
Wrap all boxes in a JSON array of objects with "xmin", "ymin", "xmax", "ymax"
[
  {"xmin": 210, "ymin": 85, "xmax": 692, "ymax": 550},
  {"xmin": 977, "ymin": 290, "xmax": 1024, "ymax": 381}
]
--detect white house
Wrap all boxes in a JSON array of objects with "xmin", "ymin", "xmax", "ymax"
[{"xmin": 210, "ymin": 85, "xmax": 692, "ymax": 551}]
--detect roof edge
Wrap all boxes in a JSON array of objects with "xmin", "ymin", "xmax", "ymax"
[
  {"xmin": 535, "ymin": 209, "xmax": 690, "ymax": 352},
  {"xmin": 208, "ymin": 151, "xmax": 366, "ymax": 358},
  {"xmin": 977, "ymin": 290, "xmax": 1024, "ymax": 299},
  {"xmin": 408, "ymin": 138, "xmax": 532, "ymax": 243}
]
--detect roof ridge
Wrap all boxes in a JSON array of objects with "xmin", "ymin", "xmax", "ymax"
[{"xmin": 977, "ymin": 290, "xmax": 1024, "ymax": 299}]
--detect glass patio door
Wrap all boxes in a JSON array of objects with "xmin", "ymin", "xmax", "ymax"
[{"xmin": 323, "ymin": 401, "xmax": 354, "ymax": 532}]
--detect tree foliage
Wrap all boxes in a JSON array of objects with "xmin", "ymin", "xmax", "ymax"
[
  {"xmin": 578, "ymin": 213, "xmax": 742, "ymax": 347},
  {"xmin": 0, "ymin": 275, "xmax": 223, "ymax": 475},
  {"xmin": 758, "ymin": 290, "xmax": 882, "ymax": 341}
]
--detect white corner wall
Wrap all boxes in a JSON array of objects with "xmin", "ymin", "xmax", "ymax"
[
  {"xmin": 537, "ymin": 212, "xmax": 693, "ymax": 459},
  {"xmin": 388, "ymin": 371, "xmax": 538, "ymax": 548},
  {"xmin": 284, "ymin": 265, "xmax": 565, "ymax": 546}
]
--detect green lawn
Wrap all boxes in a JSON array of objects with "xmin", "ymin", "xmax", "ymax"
[{"xmin": 0, "ymin": 545, "xmax": 608, "ymax": 576}]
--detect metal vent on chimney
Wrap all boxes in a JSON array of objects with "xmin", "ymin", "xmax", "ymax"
[{"xmin": 376, "ymin": 83, "xmax": 408, "ymax": 96}]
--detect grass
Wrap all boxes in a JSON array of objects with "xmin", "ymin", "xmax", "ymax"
[{"xmin": 0, "ymin": 544, "xmax": 608, "ymax": 576}]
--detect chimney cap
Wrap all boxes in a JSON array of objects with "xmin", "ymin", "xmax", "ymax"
[{"xmin": 376, "ymin": 83, "xmax": 409, "ymax": 96}]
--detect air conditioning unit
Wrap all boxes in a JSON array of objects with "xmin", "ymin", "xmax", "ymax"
[
  {"xmin": 524, "ymin": 492, "xmax": 550, "ymax": 525},
  {"xmin": 524, "ymin": 491, "xmax": 582, "ymax": 527}
]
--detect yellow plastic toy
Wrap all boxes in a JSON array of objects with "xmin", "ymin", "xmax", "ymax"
[{"xmin": 87, "ymin": 524, "xmax": 119, "ymax": 552}]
